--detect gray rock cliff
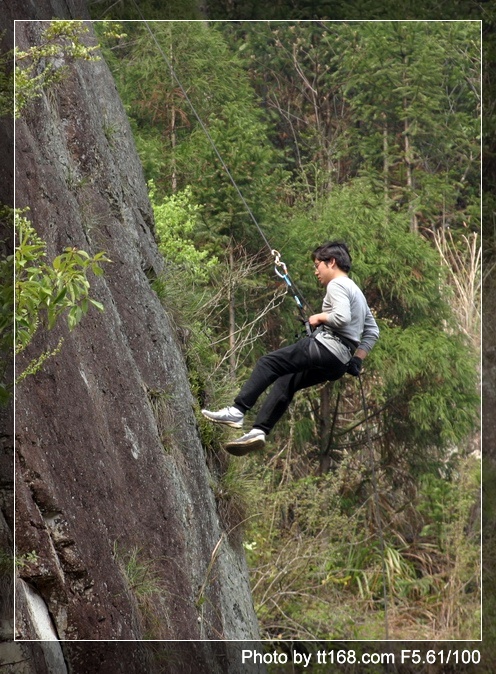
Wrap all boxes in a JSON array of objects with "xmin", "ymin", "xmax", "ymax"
[{"xmin": 4, "ymin": 8, "xmax": 266, "ymax": 673}]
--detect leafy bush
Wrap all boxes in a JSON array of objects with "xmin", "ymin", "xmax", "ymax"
[
  {"xmin": 15, "ymin": 210, "xmax": 109, "ymax": 384},
  {"xmin": 150, "ymin": 183, "xmax": 219, "ymax": 284},
  {"xmin": 245, "ymin": 452, "xmax": 480, "ymax": 640}
]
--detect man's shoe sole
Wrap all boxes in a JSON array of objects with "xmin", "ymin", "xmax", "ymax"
[
  {"xmin": 201, "ymin": 410, "xmax": 243, "ymax": 429},
  {"xmin": 224, "ymin": 438, "xmax": 265, "ymax": 456}
]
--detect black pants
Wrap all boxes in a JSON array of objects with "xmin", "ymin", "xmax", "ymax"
[{"xmin": 234, "ymin": 336, "xmax": 348, "ymax": 434}]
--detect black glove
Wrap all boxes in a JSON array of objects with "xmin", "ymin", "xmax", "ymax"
[{"xmin": 347, "ymin": 356, "xmax": 363, "ymax": 377}]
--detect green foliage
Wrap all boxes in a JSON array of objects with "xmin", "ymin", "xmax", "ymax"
[
  {"xmin": 114, "ymin": 544, "xmax": 162, "ymax": 597},
  {"xmin": 103, "ymin": 21, "xmax": 288, "ymax": 255},
  {"xmin": 105, "ymin": 21, "xmax": 236, "ymax": 192},
  {"xmin": 228, "ymin": 21, "xmax": 480, "ymax": 236},
  {"xmin": 15, "ymin": 210, "xmax": 109, "ymax": 384},
  {"xmin": 0, "ymin": 549, "xmax": 38, "ymax": 575},
  {"xmin": 150, "ymin": 183, "xmax": 219, "ymax": 283},
  {"xmin": 93, "ymin": 20, "xmax": 127, "ymax": 43},
  {"xmin": 417, "ymin": 456, "xmax": 481, "ymax": 638},
  {"xmin": 329, "ymin": 22, "xmax": 480, "ymax": 233},
  {"xmin": 279, "ymin": 180, "xmax": 479, "ymax": 461},
  {"xmin": 221, "ymin": 21, "xmax": 349, "ymax": 202},
  {"xmin": 246, "ymin": 452, "xmax": 480, "ymax": 640},
  {"xmin": 15, "ymin": 550, "xmax": 39, "ymax": 569},
  {"xmin": 0, "ymin": 36, "xmax": 14, "ymax": 117},
  {"xmin": 376, "ymin": 325, "xmax": 478, "ymax": 450},
  {"xmin": 177, "ymin": 99, "xmax": 288, "ymax": 248},
  {"xmin": 1, "ymin": 204, "xmax": 106, "ymax": 400},
  {"xmin": 15, "ymin": 20, "xmax": 99, "ymax": 118}
]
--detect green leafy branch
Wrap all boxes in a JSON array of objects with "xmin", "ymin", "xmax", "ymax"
[
  {"xmin": 15, "ymin": 210, "xmax": 110, "ymax": 383},
  {"xmin": 14, "ymin": 20, "xmax": 99, "ymax": 118}
]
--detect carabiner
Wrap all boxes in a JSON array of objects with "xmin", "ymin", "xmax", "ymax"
[{"xmin": 271, "ymin": 249, "xmax": 289, "ymax": 279}]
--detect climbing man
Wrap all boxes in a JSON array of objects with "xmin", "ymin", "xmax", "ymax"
[{"xmin": 202, "ymin": 241, "xmax": 379, "ymax": 455}]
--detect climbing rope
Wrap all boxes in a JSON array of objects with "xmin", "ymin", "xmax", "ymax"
[{"xmin": 129, "ymin": 4, "xmax": 311, "ymax": 321}]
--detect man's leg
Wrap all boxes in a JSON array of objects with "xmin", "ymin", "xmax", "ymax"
[
  {"xmin": 252, "ymin": 351, "xmax": 346, "ymax": 434},
  {"xmin": 201, "ymin": 338, "xmax": 312, "ymax": 429},
  {"xmin": 234, "ymin": 337, "xmax": 317, "ymax": 414},
  {"xmin": 223, "ymin": 343, "xmax": 347, "ymax": 454},
  {"xmin": 203, "ymin": 337, "xmax": 347, "ymax": 450}
]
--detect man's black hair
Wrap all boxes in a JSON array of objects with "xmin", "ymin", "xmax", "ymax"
[{"xmin": 311, "ymin": 241, "xmax": 352, "ymax": 272}]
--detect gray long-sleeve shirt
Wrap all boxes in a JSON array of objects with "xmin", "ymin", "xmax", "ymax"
[{"xmin": 314, "ymin": 276, "xmax": 380, "ymax": 363}]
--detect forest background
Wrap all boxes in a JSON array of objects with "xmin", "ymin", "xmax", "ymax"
[{"xmin": 84, "ymin": 17, "xmax": 483, "ymax": 642}]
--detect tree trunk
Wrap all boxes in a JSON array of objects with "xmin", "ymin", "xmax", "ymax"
[
  {"xmin": 404, "ymin": 112, "xmax": 418, "ymax": 234},
  {"xmin": 382, "ymin": 113, "xmax": 390, "ymax": 225},
  {"xmin": 169, "ymin": 37, "xmax": 177, "ymax": 193},
  {"xmin": 228, "ymin": 246, "xmax": 236, "ymax": 380},
  {"xmin": 318, "ymin": 382, "xmax": 339, "ymax": 475},
  {"xmin": 402, "ymin": 53, "xmax": 417, "ymax": 234}
]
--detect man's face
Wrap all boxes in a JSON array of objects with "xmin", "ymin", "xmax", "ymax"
[{"xmin": 314, "ymin": 258, "xmax": 335, "ymax": 285}]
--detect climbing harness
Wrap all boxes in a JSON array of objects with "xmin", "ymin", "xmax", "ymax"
[{"xmin": 130, "ymin": 3, "xmax": 311, "ymax": 327}]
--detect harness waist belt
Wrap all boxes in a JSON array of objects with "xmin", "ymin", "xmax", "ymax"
[
  {"xmin": 315, "ymin": 327, "xmax": 359, "ymax": 353},
  {"xmin": 330, "ymin": 331, "xmax": 359, "ymax": 352}
]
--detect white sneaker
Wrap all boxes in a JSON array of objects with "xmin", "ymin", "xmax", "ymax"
[
  {"xmin": 224, "ymin": 429, "xmax": 266, "ymax": 456},
  {"xmin": 201, "ymin": 406, "xmax": 244, "ymax": 429}
]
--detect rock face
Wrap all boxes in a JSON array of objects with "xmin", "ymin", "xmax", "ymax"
[{"xmin": 10, "ymin": 9, "xmax": 264, "ymax": 672}]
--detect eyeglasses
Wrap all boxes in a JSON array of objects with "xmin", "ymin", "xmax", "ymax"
[{"xmin": 314, "ymin": 260, "xmax": 324, "ymax": 269}]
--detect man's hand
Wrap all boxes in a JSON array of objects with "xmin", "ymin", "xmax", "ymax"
[
  {"xmin": 308, "ymin": 312, "xmax": 328, "ymax": 328},
  {"xmin": 347, "ymin": 355, "xmax": 363, "ymax": 377}
]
